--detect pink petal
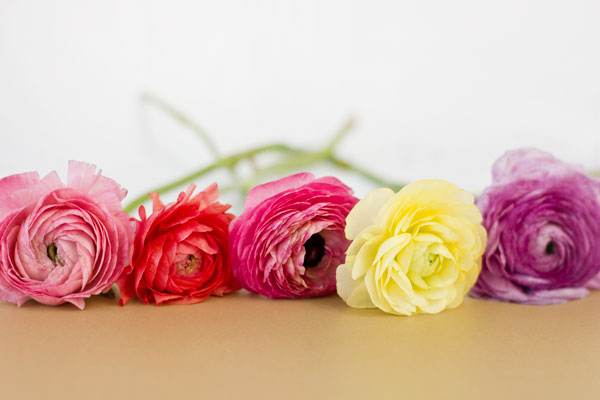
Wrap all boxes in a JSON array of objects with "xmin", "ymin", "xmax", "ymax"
[
  {"xmin": 67, "ymin": 160, "xmax": 127, "ymax": 210},
  {"xmin": 0, "ymin": 171, "xmax": 63, "ymax": 220},
  {"xmin": 65, "ymin": 298, "xmax": 86, "ymax": 310},
  {"xmin": 585, "ymin": 273, "xmax": 600, "ymax": 289},
  {"xmin": 0, "ymin": 276, "xmax": 28, "ymax": 305},
  {"xmin": 243, "ymin": 172, "xmax": 315, "ymax": 212}
]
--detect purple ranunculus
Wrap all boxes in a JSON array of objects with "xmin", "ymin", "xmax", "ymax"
[{"xmin": 471, "ymin": 148, "xmax": 600, "ymax": 304}]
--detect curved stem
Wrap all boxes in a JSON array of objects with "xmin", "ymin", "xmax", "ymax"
[
  {"xmin": 141, "ymin": 93, "xmax": 222, "ymax": 158},
  {"xmin": 323, "ymin": 118, "xmax": 405, "ymax": 191},
  {"xmin": 230, "ymin": 150, "xmax": 329, "ymax": 192},
  {"xmin": 218, "ymin": 149, "xmax": 406, "ymax": 197},
  {"xmin": 328, "ymin": 155, "xmax": 405, "ymax": 192},
  {"xmin": 127, "ymin": 108, "xmax": 406, "ymax": 214},
  {"xmin": 324, "ymin": 117, "xmax": 355, "ymax": 153},
  {"xmin": 123, "ymin": 143, "xmax": 296, "ymax": 214}
]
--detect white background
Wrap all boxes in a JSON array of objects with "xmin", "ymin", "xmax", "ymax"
[{"xmin": 1, "ymin": 0, "xmax": 599, "ymax": 210}]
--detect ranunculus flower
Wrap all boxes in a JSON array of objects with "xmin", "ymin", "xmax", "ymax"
[
  {"xmin": 118, "ymin": 184, "xmax": 239, "ymax": 305},
  {"xmin": 0, "ymin": 161, "xmax": 132, "ymax": 309},
  {"xmin": 229, "ymin": 173, "xmax": 358, "ymax": 298},
  {"xmin": 471, "ymin": 148, "xmax": 600, "ymax": 304},
  {"xmin": 337, "ymin": 180, "xmax": 486, "ymax": 315}
]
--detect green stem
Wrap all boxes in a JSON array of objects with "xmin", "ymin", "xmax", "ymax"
[
  {"xmin": 215, "ymin": 140, "xmax": 405, "ymax": 197},
  {"xmin": 251, "ymin": 118, "xmax": 355, "ymax": 175},
  {"xmin": 221, "ymin": 118, "xmax": 358, "ymax": 194},
  {"xmin": 324, "ymin": 117, "xmax": 355, "ymax": 153},
  {"xmin": 236, "ymin": 150, "xmax": 328, "ymax": 189},
  {"xmin": 123, "ymin": 143, "xmax": 296, "ymax": 214},
  {"xmin": 127, "ymin": 108, "xmax": 407, "ymax": 214},
  {"xmin": 328, "ymin": 155, "xmax": 405, "ymax": 191},
  {"xmin": 217, "ymin": 152, "xmax": 406, "ymax": 197},
  {"xmin": 141, "ymin": 93, "xmax": 222, "ymax": 158},
  {"xmin": 140, "ymin": 93, "xmax": 245, "ymax": 187}
]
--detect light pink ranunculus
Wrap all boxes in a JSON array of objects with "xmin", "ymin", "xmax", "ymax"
[
  {"xmin": 229, "ymin": 173, "xmax": 359, "ymax": 298},
  {"xmin": 0, "ymin": 161, "xmax": 132, "ymax": 309}
]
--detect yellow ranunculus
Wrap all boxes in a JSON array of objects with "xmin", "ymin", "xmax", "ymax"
[{"xmin": 336, "ymin": 179, "xmax": 486, "ymax": 316}]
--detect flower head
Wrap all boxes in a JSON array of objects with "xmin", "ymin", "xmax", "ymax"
[
  {"xmin": 471, "ymin": 148, "xmax": 600, "ymax": 304},
  {"xmin": 0, "ymin": 161, "xmax": 132, "ymax": 309},
  {"xmin": 229, "ymin": 173, "xmax": 358, "ymax": 298},
  {"xmin": 118, "ymin": 184, "xmax": 239, "ymax": 305},
  {"xmin": 337, "ymin": 179, "xmax": 486, "ymax": 315}
]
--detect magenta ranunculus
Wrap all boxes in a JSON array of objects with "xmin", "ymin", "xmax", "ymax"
[
  {"xmin": 471, "ymin": 148, "xmax": 600, "ymax": 304},
  {"xmin": 229, "ymin": 172, "xmax": 358, "ymax": 298},
  {"xmin": 0, "ymin": 161, "xmax": 132, "ymax": 309}
]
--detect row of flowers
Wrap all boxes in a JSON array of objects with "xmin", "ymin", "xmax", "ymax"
[{"xmin": 0, "ymin": 148, "xmax": 598, "ymax": 315}]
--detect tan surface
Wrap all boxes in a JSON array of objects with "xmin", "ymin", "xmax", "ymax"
[{"xmin": 0, "ymin": 290, "xmax": 599, "ymax": 400}]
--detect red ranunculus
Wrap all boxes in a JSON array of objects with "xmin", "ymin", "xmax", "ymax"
[{"xmin": 118, "ymin": 184, "xmax": 239, "ymax": 305}]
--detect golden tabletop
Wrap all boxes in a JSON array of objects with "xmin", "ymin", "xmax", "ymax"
[{"xmin": 1, "ymin": 290, "xmax": 599, "ymax": 399}]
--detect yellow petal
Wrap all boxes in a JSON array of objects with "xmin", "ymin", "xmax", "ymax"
[
  {"xmin": 457, "ymin": 251, "xmax": 474, "ymax": 272},
  {"xmin": 426, "ymin": 259, "xmax": 459, "ymax": 287},
  {"xmin": 365, "ymin": 267, "xmax": 392, "ymax": 313},
  {"xmin": 429, "ymin": 243, "xmax": 455, "ymax": 261},
  {"xmin": 345, "ymin": 188, "xmax": 395, "ymax": 239},
  {"xmin": 375, "ymin": 233, "xmax": 410, "ymax": 264},
  {"xmin": 420, "ymin": 221, "xmax": 460, "ymax": 242},
  {"xmin": 413, "ymin": 232, "xmax": 443, "ymax": 243},
  {"xmin": 417, "ymin": 297, "xmax": 448, "ymax": 314},
  {"xmin": 390, "ymin": 269, "xmax": 414, "ymax": 296},
  {"xmin": 408, "ymin": 271, "xmax": 430, "ymax": 289},
  {"xmin": 417, "ymin": 286, "xmax": 448, "ymax": 300},
  {"xmin": 395, "ymin": 240, "xmax": 414, "ymax": 274},
  {"xmin": 336, "ymin": 263, "xmax": 375, "ymax": 308},
  {"xmin": 385, "ymin": 284, "xmax": 418, "ymax": 315},
  {"xmin": 392, "ymin": 207, "xmax": 418, "ymax": 235},
  {"xmin": 346, "ymin": 225, "xmax": 380, "ymax": 259},
  {"xmin": 352, "ymin": 234, "xmax": 384, "ymax": 280}
]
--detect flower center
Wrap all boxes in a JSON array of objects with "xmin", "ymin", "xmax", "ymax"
[
  {"xmin": 545, "ymin": 241, "xmax": 555, "ymax": 255},
  {"xmin": 47, "ymin": 243, "xmax": 58, "ymax": 265},
  {"xmin": 420, "ymin": 248, "xmax": 441, "ymax": 276},
  {"xmin": 303, "ymin": 234, "xmax": 325, "ymax": 268},
  {"xmin": 177, "ymin": 255, "xmax": 200, "ymax": 276}
]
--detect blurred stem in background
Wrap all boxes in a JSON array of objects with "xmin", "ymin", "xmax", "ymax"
[
  {"xmin": 141, "ymin": 93, "xmax": 222, "ymax": 158},
  {"xmin": 141, "ymin": 93, "xmax": 240, "ymax": 182},
  {"xmin": 124, "ymin": 94, "xmax": 405, "ymax": 214}
]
